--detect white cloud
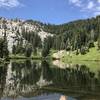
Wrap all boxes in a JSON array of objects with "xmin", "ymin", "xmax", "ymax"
[
  {"xmin": 69, "ymin": 0, "xmax": 81, "ymax": 7},
  {"xmin": 69, "ymin": 0, "xmax": 100, "ymax": 16},
  {"xmin": 0, "ymin": 0, "xmax": 22, "ymax": 8},
  {"xmin": 97, "ymin": 0, "xmax": 100, "ymax": 3},
  {"xmin": 87, "ymin": 1, "xmax": 94, "ymax": 9},
  {"xmin": 94, "ymin": 12, "xmax": 100, "ymax": 16},
  {"xmin": 69, "ymin": 0, "xmax": 79, "ymax": 3},
  {"xmin": 96, "ymin": 6, "xmax": 100, "ymax": 11}
]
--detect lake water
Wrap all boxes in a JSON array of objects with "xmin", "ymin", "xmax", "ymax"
[{"xmin": 0, "ymin": 60, "xmax": 100, "ymax": 100}]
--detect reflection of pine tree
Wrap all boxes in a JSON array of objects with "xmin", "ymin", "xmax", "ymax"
[
  {"xmin": 41, "ymin": 61, "xmax": 53, "ymax": 81},
  {"xmin": 98, "ymin": 71, "xmax": 100, "ymax": 84},
  {"xmin": 0, "ymin": 64, "xmax": 8, "ymax": 97}
]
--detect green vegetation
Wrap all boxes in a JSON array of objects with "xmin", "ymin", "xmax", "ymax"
[
  {"xmin": 61, "ymin": 42, "xmax": 100, "ymax": 61},
  {"xmin": 13, "ymin": 15, "xmax": 100, "ymax": 59},
  {"xmin": 42, "ymin": 36, "xmax": 53, "ymax": 57},
  {"xmin": 9, "ymin": 54, "xmax": 42, "ymax": 59},
  {"xmin": 1, "ymin": 16, "xmax": 100, "ymax": 60},
  {"xmin": 42, "ymin": 16, "xmax": 100, "ymax": 58},
  {"xmin": 0, "ymin": 31, "xmax": 9, "ymax": 59},
  {"xmin": 12, "ymin": 31, "xmax": 42, "ymax": 58}
]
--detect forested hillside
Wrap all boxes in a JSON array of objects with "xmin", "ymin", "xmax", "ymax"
[
  {"xmin": 0, "ymin": 15, "xmax": 100, "ymax": 59},
  {"xmin": 42, "ymin": 15, "xmax": 100, "ymax": 56}
]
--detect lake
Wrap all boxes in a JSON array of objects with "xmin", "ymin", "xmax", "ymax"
[{"xmin": 0, "ymin": 60, "xmax": 100, "ymax": 100}]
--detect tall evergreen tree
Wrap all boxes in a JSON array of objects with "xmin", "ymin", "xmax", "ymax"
[{"xmin": 25, "ymin": 43, "xmax": 32, "ymax": 57}]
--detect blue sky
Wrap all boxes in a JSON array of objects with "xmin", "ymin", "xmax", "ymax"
[{"xmin": 0, "ymin": 0, "xmax": 100, "ymax": 24}]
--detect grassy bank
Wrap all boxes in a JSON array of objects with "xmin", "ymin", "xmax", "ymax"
[
  {"xmin": 62, "ymin": 47, "xmax": 100, "ymax": 62},
  {"xmin": 51, "ymin": 42, "xmax": 100, "ymax": 62},
  {"xmin": 9, "ymin": 54, "xmax": 42, "ymax": 60},
  {"xmin": 62, "ymin": 42, "xmax": 100, "ymax": 62}
]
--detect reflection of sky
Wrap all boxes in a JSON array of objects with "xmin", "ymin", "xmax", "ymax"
[
  {"xmin": 32, "ymin": 94, "xmax": 76, "ymax": 100},
  {"xmin": 25, "ymin": 94, "xmax": 75, "ymax": 100},
  {"xmin": 1, "ymin": 94, "xmax": 76, "ymax": 100},
  {"xmin": 68, "ymin": 97, "xmax": 76, "ymax": 100}
]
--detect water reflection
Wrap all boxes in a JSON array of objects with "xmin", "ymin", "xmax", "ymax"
[{"xmin": 0, "ymin": 60, "xmax": 100, "ymax": 100}]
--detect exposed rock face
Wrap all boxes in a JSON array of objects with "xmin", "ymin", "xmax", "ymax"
[
  {"xmin": 3, "ymin": 61, "xmax": 52, "ymax": 97},
  {"xmin": 52, "ymin": 50, "xmax": 66, "ymax": 59},
  {"xmin": 0, "ymin": 17, "xmax": 53, "ymax": 53}
]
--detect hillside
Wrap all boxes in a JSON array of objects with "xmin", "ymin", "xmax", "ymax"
[
  {"xmin": 0, "ymin": 17, "xmax": 53, "ymax": 53},
  {"xmin": 43, "ymin": 16, "xmax": 100, "ymax": 60},
  {"xmin": 0, "ymin": 16, "xmax": 100, "ymax": 59},
  {"xmin": 52, "ymin": 42, "xmax": 100, "ymax": 61}
]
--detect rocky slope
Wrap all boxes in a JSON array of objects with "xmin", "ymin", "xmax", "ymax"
[{"xmin": 0, "ymin": 17, "xmax": 53, "ymax": 53}]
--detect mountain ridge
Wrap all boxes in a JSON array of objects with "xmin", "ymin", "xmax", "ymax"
[{"xmin": 0, "ymin": 17, "xmax": 53, "ymax": 53}]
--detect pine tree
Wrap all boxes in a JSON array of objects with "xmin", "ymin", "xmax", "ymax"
[
  {"xmin": 25, "ymin": 43, "xmax": 32, "ymax": 57},
  {"xmin": 3, "ymin": 31, "xmax": 9, "ymax": 58},
  {"xmin": 98, "ymin": 17, "xmax": 100, "ymax": 50},
  {"xmin": 0, "ymin": 38, "xmax": 4, "ymax": 58}
]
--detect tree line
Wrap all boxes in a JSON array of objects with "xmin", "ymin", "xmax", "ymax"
[
  {"xmin": 42, "ymin": 15, "xmax": 100, "ymax": 55},
  {"xmin": 0, "ymin": 31, "xmax": 9, "ymax": 59},
  {"xmin": 0, "ymin": 15, "xmax": 100, "ymax": 58}
]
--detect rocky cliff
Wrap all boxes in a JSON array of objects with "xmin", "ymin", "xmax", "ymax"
[{"xmin": 0, "ymin": 17, "xmax": 53, "ymax": 53}]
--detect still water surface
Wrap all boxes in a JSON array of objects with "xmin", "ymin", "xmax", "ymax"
[{"xmin": 0, "ymin": 60, "xmax": 100, "ymax": 100}]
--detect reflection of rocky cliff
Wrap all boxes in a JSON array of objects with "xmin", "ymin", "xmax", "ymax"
[
  {"xmin": 0, "ymin": 64, "xmax": 7, "ymax": 99},
  {"xmin": 0, "ymin": 60, "xmax": 52, "ymax": 98},
  {"xmin": 0, "ymin": 60, "xmax": 100, "ymax": 99}
]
